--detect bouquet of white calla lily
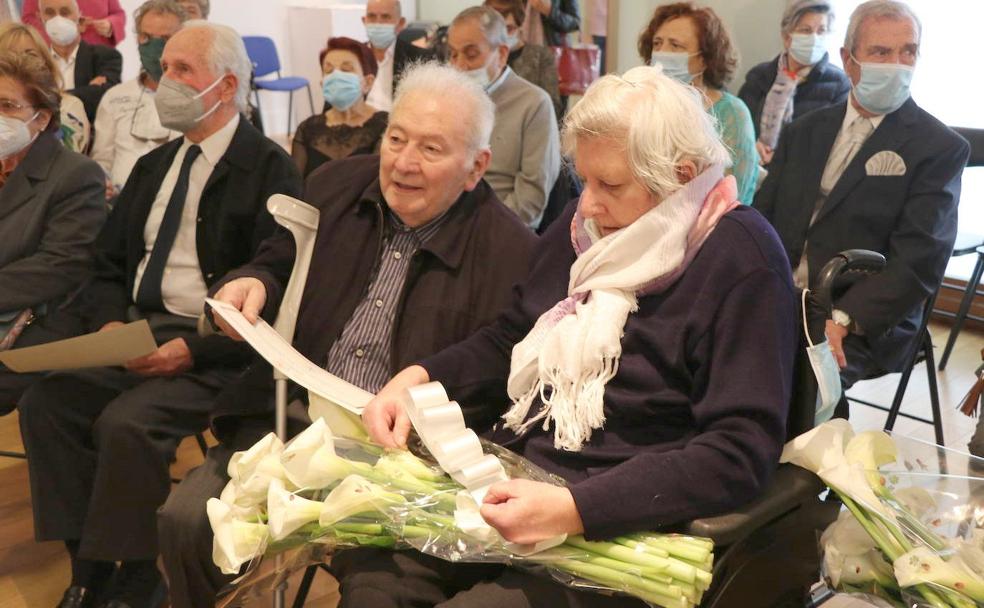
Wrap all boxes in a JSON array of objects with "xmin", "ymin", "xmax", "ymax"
[
  {"xmin": 225, "ymin": 432, "xmax": 287, "ymax": 508},
  {"xmin": 207, "ymin": 497, "xmax": 270, "ymax": 575},
  {"xmin": 780, "ymin": 418, "xmax": 854, "ymax": 473},
  {"xmin": 267, "ymin": 478, "xmax": 325, "ymax": 541},
  {"xmin": 318, "ymin": 474, "xmax": 406, "ymax": 527}
]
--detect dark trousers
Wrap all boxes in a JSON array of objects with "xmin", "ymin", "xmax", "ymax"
[
  {"xmin": 18, "ymin": 334, "xmax": 239, "ymax": 562},
  {"xmin": 331, "ymin": 548, "xmax": 648, "ymax": 608}
]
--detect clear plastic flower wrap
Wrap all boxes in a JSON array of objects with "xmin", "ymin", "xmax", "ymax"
[
  {"xmin": 784, "ymin": 420, "xmax": 984, "ymax": 608},
  {"xmin": 209, "ymin": 418, "xmax": 715, "ymax": 608}
]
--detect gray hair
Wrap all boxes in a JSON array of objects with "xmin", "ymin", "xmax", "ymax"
[
  {"xmin": 180, "ymin": 0, "xmax": 209, "ymax": 18},
  {"xmin": 781, "ymin": 0, "xmax": 833, "ymax": 35},
  {"xmin": 182, "ymin": 20, "xmax": 250, "ymax": 112},
  {"xmin": 133, "ymin": 0, "xmax": 187, "ymax": 35},
  {"xmin": 392, "ymin": 61, "xmax": 495, "ymax": 153},
  {"xmin": 844, "ymin": 0, "xmax": 921, "ymax": 54},
  {"xmin": 562, "ymin": 66, "xmax": 732, "ymax": 200},
  {"xmin": 39, "ymin": 0, "xmax": 80, "ymax": 12},
  {"xmin": 451, "ymin": 6, "xmax": 509, "ymax": 48}
]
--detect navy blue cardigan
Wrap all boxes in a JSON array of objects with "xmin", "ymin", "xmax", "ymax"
[
  {"xmin": 738, "ymin": 52, "xmax": 851, "ymax": 140},
  {"xmin": 419, "ymin": 204, "xmax": 798, "ymax": 540}
]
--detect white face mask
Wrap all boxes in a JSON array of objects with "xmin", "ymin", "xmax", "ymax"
[
  {"xmin": 45, "ymin": 15, "xmax": 80, "ymax": 47},
  {"xmin": 802, "ymin": 290, "xmax": 843, "ymax": 425},
  {"xmin": 0, "ymin": 112, "xmax": 40, "ymax": 160}
]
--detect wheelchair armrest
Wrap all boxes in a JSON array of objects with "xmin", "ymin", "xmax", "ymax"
[{"xmin": 684, "ymin": 464, "xmax": 823, "ymax": 546}]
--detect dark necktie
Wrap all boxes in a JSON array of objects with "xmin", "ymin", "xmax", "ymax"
[{"xmin": 135, "ymin": 144, "xmax": 202, "ymax": 311}]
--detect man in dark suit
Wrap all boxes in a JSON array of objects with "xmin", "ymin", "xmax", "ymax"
[
  {"xmin": 754, "ymin": 0, "xmax": 969, "ymax": 411},
  {"xmin": 16, "ymin": 22, "xmax": 302, "ymax": 608},
  {"xmin": 156, "ymin": 62, "xmax": 537, "ymax": 608},
  {"xmin": 363, "ymin": 0, "xmax": 433, "ymax": 112},
  {"xmin": 38, "ymin": 0, "xmax": 122, "ymax": 121}
]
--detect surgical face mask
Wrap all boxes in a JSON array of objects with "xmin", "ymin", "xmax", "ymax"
[
  {"xmin": 138, "ymin": 37, "xmax": 167, "ymax": 82},
  {"xmin": 45, "ymin": 15, "xmax": 80, "ymax": 47},
  {"xmin": 322, "ymin": 71, "xmax": 363, "ymax": 111},
  {"xmin": 801, "ymin": 291, "xmax": 843, "ymax": 425},
  {"xmin": 505, "ymin": 33, "xmax": 520, "ymax": 50},
  {"xmin": 789, "ymin": 33, "xmax": 826, "ymax": 66},
  {"xmin": 850, "ymin": 55, "xmax": 914, "ymax": 116},
  {"xmin": 0, "ymin": 112, "xmax": 40, "ymax": 160},
  {"xmin": 650, "ymin": 51, "xmax": 698, "ymax": 84},
  {"xmin": 366, "ymin": 23, "xmax": 397, "ymax": 49},
  {"xmin": 153, "ymin": 75, "xmax": 224, "ymax": 133}
]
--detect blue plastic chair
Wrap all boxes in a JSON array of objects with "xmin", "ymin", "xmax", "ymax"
[{"xmin": 243, "ymin": 36, "xmax": 314, "ymax": 136}]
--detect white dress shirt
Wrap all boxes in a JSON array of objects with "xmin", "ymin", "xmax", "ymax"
[
  {"xmin": 793, "ymin": 99, "xmax": 885, "ymax": 288},
  {"xmin": 132, "ymin": 114, "xmax": 241, "ymax": 318},
  {"xmin": 52, "ymin": 44, "xmax": 79, "ymax": 90},
  {"xmin": 365, "ymin": 44, "xmax": 395, "ymax": 112},
  {"xmin": 91, "ymin": 77, "xmax": 180, "ymax": 192}
]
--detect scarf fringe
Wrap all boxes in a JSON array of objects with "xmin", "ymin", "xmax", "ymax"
[{"xmin": 503, "ymin": 356, "xmax": 619, "ymax": 452}]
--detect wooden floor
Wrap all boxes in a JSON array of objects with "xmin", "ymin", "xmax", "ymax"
[{"xmin": 0, "ymin": 321, "xmax": 981, "ymax": 607}]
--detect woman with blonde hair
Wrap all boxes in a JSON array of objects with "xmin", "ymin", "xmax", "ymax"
[
  {"xmin": 355, "ymin": 65, "xmax": 797, "ymax": 606},
  {"xmin": 0, "ymin": 22, "xmax": 90, "ymax": 152}
]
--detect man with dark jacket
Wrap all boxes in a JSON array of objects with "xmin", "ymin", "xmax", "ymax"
[
  {"xmin": 754, "ymin": 0, "xmax": 969, "ymax": 416},
  {"xmin": 363, "ymin": 0, "xmax": 433, "ymax": 112},
  {"xmin": 38, "ymin": 0, "xmax": 122, "ymax": 121},
  {"xmin": 157, "ymin": 62, "xmax": 537, "ymax": 608},
  {"xmin": 16, "ymin": 23, "xmax": 301, "ymax": 608}
]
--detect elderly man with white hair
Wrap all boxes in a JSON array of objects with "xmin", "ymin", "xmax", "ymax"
[
  {"xmin": 755, "ymin": 0, "xmax": 969, "ymax": 418},
  {"xmin": 16, "ymin": 21, "xmax": 301, "ymax": 608},
  {"xmin": 156, "ymin": 62, "xmax": 536, "ymax": 608},
  {"xmin": 358, "ymin": 65, "xmax": 797, "ymax": 607},
  {"xmin": 448, "ymin": 5, "xmax": 560, "ymax": 229}
]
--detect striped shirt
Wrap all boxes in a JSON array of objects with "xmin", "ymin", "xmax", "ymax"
[{"xmin": 325, "ymin": 208, "xmax": 449, "ymax": 393}]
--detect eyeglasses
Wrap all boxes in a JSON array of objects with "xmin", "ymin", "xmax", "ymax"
[{"xmin": 0, "ymin": 99, "xmax": 35, "ymax": 116}]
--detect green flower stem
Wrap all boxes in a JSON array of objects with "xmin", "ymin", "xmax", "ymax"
[
  {"xmin": 564, "ymin": 536, "xmax": 698, "ymax": 585},
  {"xmin": 622, "ymin": 536, "xmax": 711, "ymax": 564},
  {"xmin": 543, "ymin": 558, "xmax": 693, "ymax": 608}
]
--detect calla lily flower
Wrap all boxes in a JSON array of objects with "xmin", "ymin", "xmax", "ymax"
[
  {"xmin": 267, "ymin": 478, "xmax": 325, "ymax": 541},
  {"xmin": 894, "ymin": 547, "xmax": 984, "ymax": 601},
  {"xmin": 319, "ymin": 474, "xmax": 405, "ymax": 527},
  {"xmin": 824, "ymin": 543, "xmax": 896, "ymax": 588},
  {"xmin": 225, "ymin": 433, "xmax": 286, "ymax": 508},
  {"xmin": 281, "ymin": 418, "xmax": 369, "ymax": 489},
  {"xmin": 207, "ymin": 497, "xmax": 269, "ymax": 575},
  {"xmin": 820, "ymin": 463, "xmax": 897, "ymax": 524},
  {"xmin": 845, "ymin": 431, "xmax": 898, "ymax": 491},
  {"xmin": 780, "ymin": 419, "xmax": 854, "ymax": 474},
  {"xmin": 822, "ymin": 509, "xmax": 878, "ymax": 557}
]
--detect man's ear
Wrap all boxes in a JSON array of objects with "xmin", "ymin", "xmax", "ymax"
[
  {"xmin": 396, "ymin": 17, "xmax": 407, "ymax": 32},
  {"xmin": 465, "ymin": 148, "xmax": 492, "ymax": 191}
]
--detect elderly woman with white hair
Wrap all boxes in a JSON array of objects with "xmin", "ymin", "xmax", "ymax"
[
  {"xmin": 357, "ymin": 65, "xmax": 798, "ymax": 607},
  {"xmin": 738, "ymin": 0, "xmax": 851, "ymax": 165}
]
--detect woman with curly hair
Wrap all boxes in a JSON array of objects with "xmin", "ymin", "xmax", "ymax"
[{"xmin": 638, "ymin": 2, "xmax": 759, "ymax": 204}]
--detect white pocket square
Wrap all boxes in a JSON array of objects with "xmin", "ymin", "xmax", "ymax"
[{"xmin": 865, "ymin": 150, "xmax": 907, "ymax": 176}]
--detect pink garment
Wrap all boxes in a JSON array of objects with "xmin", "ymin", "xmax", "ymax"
[{"xmin": 22, "ymin": 0, "xmax": 126, "ymax": 48}]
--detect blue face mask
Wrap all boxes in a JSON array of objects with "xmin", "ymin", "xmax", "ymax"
[
  {"xmin": 650, "ymin": 51, "xmax": 698, "ymax": 84},
  {"xmin": 789, "ymin": 33, "xmax": 826, "ymax": 66},
  {"xmin": 322, "ymin": 71, "xmax": 364, "ymax": 111},
  {"xmin": 366, "ymin": 23, "xmax": 397, "ymax": 49},
  {"xmin": 851, "ymin": 55, "xmax": 914, "ymax": 115}
]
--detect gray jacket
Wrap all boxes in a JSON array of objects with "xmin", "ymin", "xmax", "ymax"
[{"xmin": 0, "ymin": 132, "xmax": 106, "ymax": 313}]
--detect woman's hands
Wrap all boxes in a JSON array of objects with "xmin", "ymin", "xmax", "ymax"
[
  {"xmin": 481, "ymin": 479, "xmax": 584, "ymax": 544},
  {"xmin": 361, "ymin": 365, "xmax": 430, "ymax": 448}
]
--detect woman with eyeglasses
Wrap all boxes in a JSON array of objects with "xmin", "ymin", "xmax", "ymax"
[
  {"xmin": 0, "ymin": 22, "xmax": 90, "ymax": 153},
  {"xmin": 0, "ymin": 51, "xmax": 105, "ymax": 393},
  {"xmin": 737, "ymin": 0, "xmax": 851, "ymax": 166}
]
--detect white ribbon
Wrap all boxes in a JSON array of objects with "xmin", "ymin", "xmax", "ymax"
[{"xmin": 401, "ymin": 382, "xmax": 567, "ymax": 555}]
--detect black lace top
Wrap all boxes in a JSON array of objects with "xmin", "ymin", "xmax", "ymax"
[{"xmin": 292, "ymin": 111, "xmax": 389, "ymax": 178}]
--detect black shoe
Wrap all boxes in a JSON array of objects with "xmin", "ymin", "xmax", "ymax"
[
  {"xmin": 98, "ymin": 567, "xmax": 166, "ymax": 608},
  {"xmin": 56, "ymin": 586, "xmax": 97, "ymax": 608},
  {"xmin": 98, "ymin": 581, "xmax": 166, "ymax": 608}
]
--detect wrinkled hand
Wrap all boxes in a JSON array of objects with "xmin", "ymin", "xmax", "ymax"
[
  {"xmin": 481, "ymin": 479, "xmax": 584, "ymax": 544},
  {"xmin": 125, "ymin": 337, "xmax": 193, "ymax": 376},
  {"xmin": 98, "ymin": 321, "xmax": 125, "ymax": 332},
  {"xmin": 362, "ymin": 365, "xmax": 430, "ymax": 448},
  {"xmin": 210, "ymin": 277, "xmax": 266, "ymax": 341},
  {"xmin": 89, "ymin": 75, "xmax": 107, "ymax": 86},
  {"xmin": 756, "ymin": 141, "xmax": 774, "ymax": 165},
  {"xmin": 825, "ymin": 319, "xmax": 849, "ymax": 370}
]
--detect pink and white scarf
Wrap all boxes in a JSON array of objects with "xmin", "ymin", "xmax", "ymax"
[{"xmin": 504, "ymin": 164, "xmax": 739, "ymax": 451}]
